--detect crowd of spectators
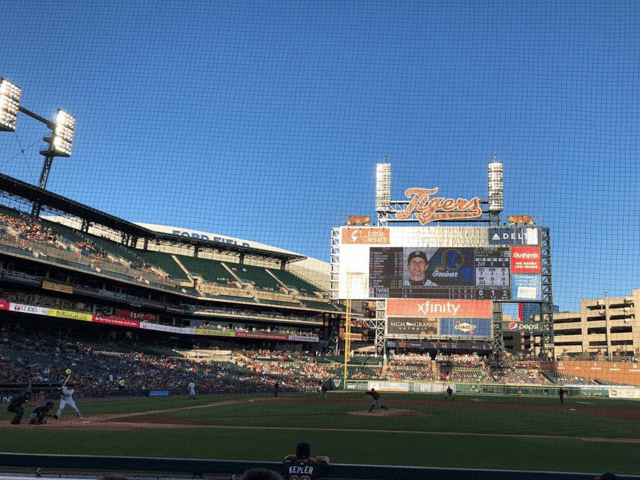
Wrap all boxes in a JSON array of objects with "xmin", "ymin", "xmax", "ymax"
[
  {"xmin": 0, "ymin": 326, "xmax": 333, "ymax": 398},
  {"xmin": 0, "ymin": 316, "xmax": 604, "ymax": 399},
  {"xmin": 0, "ymin": 213, "xmax": 58, "ymax": 246},
  {"xmin": 0, "ymin": 211, "xmax": 175, "ymax": 286}
]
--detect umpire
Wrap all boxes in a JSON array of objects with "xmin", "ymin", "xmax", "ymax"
[{"xmin": 7, "ymin": 390, "xmax": 31, "ymax": 425}]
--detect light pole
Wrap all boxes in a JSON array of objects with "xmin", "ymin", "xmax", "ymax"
[
  {"xmin": 0, "ymin": 78, "xmax": 21, "ymax": 132},
  {"xmin": 487, "ymin": 155, "xmax": 504, "ymax": 226},
  {"xmin": 0, "ymin": 78, "xmax": 76, "ymax": 217}
]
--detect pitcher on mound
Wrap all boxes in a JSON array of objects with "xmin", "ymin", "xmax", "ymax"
[{"xmin": 365, "ymin": 388, "xmax": 389, "ymax": 412}]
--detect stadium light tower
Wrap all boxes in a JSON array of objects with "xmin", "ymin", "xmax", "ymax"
[
  {"xmin": 0, "ymin": 78, "xmax": 22, "ymax": 132},
  {"xmin": 0, "ymin": 78, "xmax": 76, "ymax": 218},
  {"xmin": 38, "ymin": 108, "xmax": 76, "ymax": 188},
  {"xmin": 375, "ymin": 159, "xmax": 391, "ymax": 226},
  {"xmin": 487, "ymin": 155, "xmax": 504, "ymax": 226}
]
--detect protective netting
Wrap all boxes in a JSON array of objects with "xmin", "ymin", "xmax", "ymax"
[{"xmin": 1, "ymin": 1, "xmax": 639, "ymax": 477}]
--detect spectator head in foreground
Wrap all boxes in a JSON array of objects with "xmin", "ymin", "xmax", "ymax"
[
  {"xmin": 296, "ymin": 441, "xmax": 311, "ymax": 459},
  {"xmin": 595, "ymin": 474, "xmax": 617, "ymax": 480},
  {"xmin": 242, "ymin": 468, "xmax": 284, "ymax": 480}
]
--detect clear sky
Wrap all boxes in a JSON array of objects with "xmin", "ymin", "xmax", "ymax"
[{"xmin": 0, "ymin": 0, "xmax": 638, "ymax": 311}]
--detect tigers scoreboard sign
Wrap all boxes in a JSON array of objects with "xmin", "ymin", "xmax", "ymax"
[{"xmin": 337, "ymin": 225, "xmax": 541, "ymax": 302}]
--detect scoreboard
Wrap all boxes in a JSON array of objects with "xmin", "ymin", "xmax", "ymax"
[
  {"xmin": 368, "ymin": 246, "xmax": 510, "ymax": 300},
  {"xmin": 337, "ymin": 225, "xmax": 541, "ymax": 301}
]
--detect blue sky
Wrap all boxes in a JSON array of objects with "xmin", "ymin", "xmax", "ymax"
[{"xmin": 0, "ymin": 0, "xmax": 638, "ymax": 311}]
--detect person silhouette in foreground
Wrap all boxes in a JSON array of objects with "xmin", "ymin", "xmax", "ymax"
[
  {"xmin": 282, "ymin": 442, "xmax": 330, "ymax": 480},
  {"xmin": 241, "ymin": 468, "xmax": 283, "ymax": 480}
]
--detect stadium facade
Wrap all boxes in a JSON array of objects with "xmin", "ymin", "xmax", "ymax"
[{"xmin": 0, "ymin": 175, "xmax": 345, "ymax": 354}]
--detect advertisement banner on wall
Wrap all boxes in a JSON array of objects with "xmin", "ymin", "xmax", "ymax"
[
  {"xmin": 288, "ymin": 335, "xmax": 320, "ymax": 343},
  {"xmin": 387, "ymin": 299, "xmax": 493, "ymax": 318},
  {"xmin": 140, "ymin": 322, "xmax": 194, "ymax": 335},
  {"xmin": 10, "ymin": 303, "xmax": 50, "ymax": 315},
  {"xmin": 488, "ymin": 227, "xmax": 539, "ymax": 245},
  {"xmin": 504, "ymin": 321, "xmax": 543, "ymax": 333},
  {"xmin": 195, "ymin": 329, "xmax": 236, "ymax": 337},
  {"xmin": 344, "ymin": 381, "xmax": 369, "ymax": 391},
  {"xmin": 48, "ymin": 309, "xmax": 92, "ymax": 322},
  {"xmin": 608, "ymin": 388, "xmax": 640, "ymax": 399},
  {"xmin": 440, "ymin": 318, "xmax": 492, "ymax": 338},
  {"xmin": 236, "ymin": 332, "xmax": 289, "ymax": 341},
  {"xmin": 93, "ymin": 316, "xmax": 140, "ymax": 328},
  {"xmin": 367, "ymin": 381, "xmax": 411, "ymax": 392},
  {"xmin": 342, "ymin": 228, "xmax": 390, "ymax": 245},
  {"xmin": 511, "ymin": 247, "xmax": 541, "ymax": 274},
  {"xmin": 412, "ymin": 383, "xmax": 449, "ymax": 393},
  {"xmin": 387, "ymin": 318, "xmax": 438, "ymax": 335},
  {"xmin": 511, "ymin": 274, "xmax": 542, "ymax": 300}
]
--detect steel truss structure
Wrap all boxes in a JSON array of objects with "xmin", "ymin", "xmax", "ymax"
[
  {"xmin": 538, "ymin": 227, "xmax": 555, "ymax": 359},
  {"xmin": 331, "ymin": 225, "xmax": 554, "ymax": 360}
]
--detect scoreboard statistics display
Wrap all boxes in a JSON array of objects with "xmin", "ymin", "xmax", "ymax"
[
  {"xmin": 368, "ymin": 246, "xmax": 510, "ymax": 300},
  {"xmin": 337, "ymin": 225, "xmax": 540, "ymax": 301}
]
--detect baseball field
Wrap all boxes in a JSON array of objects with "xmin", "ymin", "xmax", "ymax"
[{"xmin": 1, "ymin": 392, "xmax": 640, "ymax": 476}]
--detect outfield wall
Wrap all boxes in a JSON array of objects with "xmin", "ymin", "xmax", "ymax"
[
  {"xmin": 2, "ymin": 453, "xmax": 639, "ymax": 480},
  {"xmin": 336, "ymin": 379, "xmax": 640, "ymax": 399}
]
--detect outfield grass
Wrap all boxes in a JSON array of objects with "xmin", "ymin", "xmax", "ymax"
[{"xmin": 1, "ymin": 392, "xmax": 639, "ymax": 475}]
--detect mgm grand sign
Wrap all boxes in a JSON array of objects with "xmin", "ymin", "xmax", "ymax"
[{"xmin": 388, "ymin": 318, "xmax": 437, "ymax": 336}]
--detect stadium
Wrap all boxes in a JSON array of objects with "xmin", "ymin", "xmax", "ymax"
[{"xmin": 1, "ymin": 2, "xmax": 640, "ymax": 479}]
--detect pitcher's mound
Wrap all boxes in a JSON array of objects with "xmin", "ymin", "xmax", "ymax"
[{"xmin": 348, "ymin": 409, "xmax": 430, "ymax": 417}]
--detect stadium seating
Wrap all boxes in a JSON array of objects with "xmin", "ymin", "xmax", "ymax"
[
  {"xmin": 176, "ymin": 254, "xmax": 236, "ymax": 284},
  {"xmin": 137, "ymin": 251, "xmax": 190, "ymax": 280},
  {"xmin": 227, "ymin": 262, "xmax": 282, "ymax": 290},
  {"xmin": 267, "ymin": 268, "xmax": 324, "ymax": 296},
  {"xmin": 542, "ymin": 371, "xmax": 595, "ymax": 385}
]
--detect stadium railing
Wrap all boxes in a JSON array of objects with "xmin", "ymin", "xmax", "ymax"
[{"xmin": 0, "ymin": 453, "xmax": 637, "ymax": 480}]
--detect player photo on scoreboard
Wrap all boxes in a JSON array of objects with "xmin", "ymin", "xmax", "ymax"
[
  {"xmin": 404, "ymin": 248, "xmax": 438, "ymax": 287},
  {"xmin": 404, "ymin": 247, "xmax": 475, "ymax": 288},
  {"xmin": 368, "ymin": 246, "xmax": 509, "ymax": 300}
]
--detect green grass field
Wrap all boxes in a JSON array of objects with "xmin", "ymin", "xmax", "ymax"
[{"xmin": 2, "ymin": 392, "xmax": 639, "ymax": 475}]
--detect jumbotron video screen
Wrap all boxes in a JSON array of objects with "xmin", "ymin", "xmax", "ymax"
[{"xmin": 337, "ymin": 225, "xmax": 541, "ymax": 303}]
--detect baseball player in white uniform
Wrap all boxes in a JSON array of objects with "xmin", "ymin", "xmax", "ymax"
[
  {"xmin": 188, "ymin": 379, "xmax": 196, "ymax": 399},
  {"xmin": 54, "ymin": 382, "xmax": 83, "ymax": 420}
]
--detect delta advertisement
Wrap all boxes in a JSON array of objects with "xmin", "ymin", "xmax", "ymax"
[{"xmin": 0, "ymin": 302, "xmax": 319, "ymax": 343}]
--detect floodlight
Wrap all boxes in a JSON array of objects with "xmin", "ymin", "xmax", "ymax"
[
  {"xmin": 51, "ymin": 109, "xmax": 75, "ymax": 156},
  {"xmin": 375, "ymin": 162, "xmax": 391, "ymax": 212},
  {"xmin": 488, "ymin": 157, "xmax": 504, "ymax": 212},
  {"xmin": 0, "ymin": 78, "xmax": 22, "ymax": 132}
]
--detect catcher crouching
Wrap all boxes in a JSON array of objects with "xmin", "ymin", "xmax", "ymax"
[{"xmin": 29, "ymin": 401, "xmax": 55, "ymax": 425}]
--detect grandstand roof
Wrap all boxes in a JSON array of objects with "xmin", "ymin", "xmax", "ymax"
[{"xmin": 0, "ymin": 173, "xmax": 305, "ymax": 265}]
